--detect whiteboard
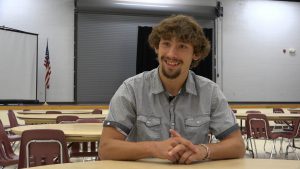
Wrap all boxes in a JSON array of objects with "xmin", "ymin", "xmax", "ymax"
[
  {"xmin": 0, "ymin": 28, "xmax": 38, "ymax": 102},
  {"xmin": 221, "ymin": 1, "xmax": 300, "ymax": 102}
]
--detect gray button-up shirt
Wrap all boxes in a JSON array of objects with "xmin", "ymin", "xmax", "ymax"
[{"xmin": 104, "ymin": 68, "xmax": 238, "ymax": 144}]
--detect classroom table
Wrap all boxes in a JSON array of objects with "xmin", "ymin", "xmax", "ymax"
[
  {"xmin": 17, "ymin": 110, "xmax": 92, "ymax": 114},
  {"xmin": 16, "ymin": 114, "xmax": 107, "ymax": 124},
  {"xmin": 17, "ymin": 109, "xmax": 109, "ymax": 115},
  {"xmin": 11, "ymin": 123, "xmax": 102, "ymax": 142},
  {"xmin": 28, "ymin": 158, "xmax": 300, "ymax": 169},
  {"xmin": 235, "ymin": 111, "xmax": 300, "ymax": 121},
  {"xmin": 288, "ymin": 108, "xmax": 300, "ymax": 114},
  {"xmin": 234, "ymin": 109, "xmax": 300, "ymax": 131}
]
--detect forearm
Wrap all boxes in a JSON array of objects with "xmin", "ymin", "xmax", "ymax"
[
  {"xmin": 205, "ymin": 130, "xmax": 245, "ymax": 160},
  {"xmin": 99, "ymin": 138, "xmax": 155, "ymax": 160}
]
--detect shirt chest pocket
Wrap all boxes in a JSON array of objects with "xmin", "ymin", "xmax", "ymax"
[
  {"xmin": 184, "ymin": 116, "xmax": 210, "ymax": 143},
  {"xmin": 185, "ymin": 116, "xmax": 210, "ymax": 128},
  {"xmin": 136, "ymin": 115, "xmax": 161, "ymax": 140}
]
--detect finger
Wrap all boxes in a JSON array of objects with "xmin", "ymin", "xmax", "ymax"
[
  {"xmin": 185, "ymin": 154, "xmax": 198, "ymax": 164},
  {"xmin": 170, "ymin": 129, "xmax": 181, "ymax": 137},
  {"xmin": 173, "ymin": 137, "xmax": 198, "ymax": 153},
  {"xmin": 178, "ymin": 150, "xmax": 193, "ymax": 164},
  {"xmin": 168, "ymin": 144, "xmax": 186, "ymax": 156},
  {"xmin": 166, "ymin": 155, "xmax": 177, "ymax": 163},
  {"xmin": 167, "ymin": 150, "xmax": 180, "ymax": 163}
]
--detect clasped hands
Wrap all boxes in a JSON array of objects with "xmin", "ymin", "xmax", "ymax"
[{"xmin": 153, "ymin": 129, "xmax": 208, "ymax": 164}]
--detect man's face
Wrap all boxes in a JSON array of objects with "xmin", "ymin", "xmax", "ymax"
[{"xmin": 156, "ymin": 38, "xmax": 198, "ymax": 79}]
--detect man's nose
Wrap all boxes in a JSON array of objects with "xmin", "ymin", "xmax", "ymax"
[{"xmin": 166, "ymin": 45, "xmax": 178, "ymax": 58}]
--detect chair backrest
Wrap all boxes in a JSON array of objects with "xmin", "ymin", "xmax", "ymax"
[
  {"xmin": 46, "ymin": 111, "xmax": 62, "ymax": 114},
  {"xmin": 289, "ymin": 117, "xmax": 300, "ymax": 138},
  {"xmin": 0, "ymin": 120, "xmax": 19, "ymax": 167},
  {"xmin": 18, "ymin": 129, "xmax": 69, "ymax": 169},
  {"xmin": 246, "ymin": 113, "xmax": 271, "ymax": 139},
  {"xmin": 91, "ymin": 109, "xmax": 102, "ymax": 114},
  {"xmin": 56, "ymin": 115, "xmax": 79, "ymax": 124},
  {"xmin": 7, "ymin": 110, "xmax": 19, "ymax": 128},
  {"xmin": 246, "ymin": 110, "xmax": 261, "ymax": 114},
  {"xmin": 273, "ymin": 108, "xmax": 284, "ymax": 114},
  {"xmin": 76, "ymin": 118, "xmax": 103, "ymax": 123}
]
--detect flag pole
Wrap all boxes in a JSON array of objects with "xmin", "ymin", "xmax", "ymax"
[{"xmin": 44, "ymin": 39, "xmax": 49, "ymax": 105}]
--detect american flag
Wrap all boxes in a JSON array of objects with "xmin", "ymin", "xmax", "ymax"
[{"xmin": 44, "ymin": 41, "xmax": 51, "ymax": 89}]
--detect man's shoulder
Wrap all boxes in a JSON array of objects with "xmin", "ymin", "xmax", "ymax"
[
  {"xmin": 189, "ymin": 71, "xmax": 217, "ymax": 88},
  {"xmin": 124, "ymin": 69, "xmax": 156, "ymax": 85}
]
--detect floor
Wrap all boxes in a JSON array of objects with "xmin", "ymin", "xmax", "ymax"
[{"xmin": 4, "ymin": 137, "xmax": 299, "ymax": 169}]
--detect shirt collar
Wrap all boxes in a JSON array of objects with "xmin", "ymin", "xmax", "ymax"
[
  {"xmin": 185, "ymin": 70, "xmax": 198, "ymax": 96},
  {"xmin": 150, "ymin": 68, "xmax": 165, "ymax": 94}
]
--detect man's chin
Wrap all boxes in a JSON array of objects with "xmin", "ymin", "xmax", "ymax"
[{"xmin": 162, "ymin": 69, "xmax": 180, "ymax": 79}]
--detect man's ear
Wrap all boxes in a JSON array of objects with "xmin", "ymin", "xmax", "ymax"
[
  {"xmin": 154, "ymin": 48, "xmax": 158, "ymax": 54},
  {"xmin": 193, "ymin": 54, "xmax": 201, "ymax": 61}
]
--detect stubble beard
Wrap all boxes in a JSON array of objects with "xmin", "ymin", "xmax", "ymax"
[{"xmin": 160, "ymin": 56, "xmax": 182, "ymax": 79}]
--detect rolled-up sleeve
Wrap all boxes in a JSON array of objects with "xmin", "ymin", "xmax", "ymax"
[
  {"xmin": 104, "ymin": 82, "xmax": 136, "ymax": 136},
  {"xmin": 209, "ymin": 84, "xmax": 239, "ymax": 140}
]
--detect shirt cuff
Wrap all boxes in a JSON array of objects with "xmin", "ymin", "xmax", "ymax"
[
  {"xmin": 103, "ymin": 120, "xmax": 131, "ymax": 136},
  {"xmin": 215, "ymin": 123, "xmax": 239, "ymax": 140}
]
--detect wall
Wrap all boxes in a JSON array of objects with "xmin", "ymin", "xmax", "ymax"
[
  {"xmin": 0, "ymin": 0, "xmax": 74, "ymax": 102},
  {"xmin": 1, "ymin": 0, "xmax": 300, "ymax": 103},
  {"xmin": 220, "ymin": 0, "xmax": 300, "ymax": 102}
]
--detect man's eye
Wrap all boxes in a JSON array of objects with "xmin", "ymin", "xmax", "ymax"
[
  {"xmin": 179, "ymin": 44, "xmax": 187, "ymax": 49},
  {"xmin": 161, "ymin": 42, "xmax": 170, "ymax": 47}
]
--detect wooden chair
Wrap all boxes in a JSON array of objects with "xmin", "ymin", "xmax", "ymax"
[{"xmin": 18, "ymin": 129, "xmax": 69, "ymax": 169}]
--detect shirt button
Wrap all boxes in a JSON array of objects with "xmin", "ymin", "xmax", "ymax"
[
  {"xmin": 146, "ymin": 121, "xmax": 151, "ymax": 125},
  {"xmin": 171, "ymin": 122, "xmax": 175, "ymax": 126},
  {"xmin": 196, "ymin": 121, "xmax": 200, "ymax": 124}
]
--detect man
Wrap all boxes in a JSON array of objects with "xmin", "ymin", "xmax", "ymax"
[{"xmin": 99, "ymin": 15, "xmax": 245, "ymax": 164}]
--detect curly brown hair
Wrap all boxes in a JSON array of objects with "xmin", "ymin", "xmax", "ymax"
[{"xmin": 148, "ymin": 15, "xmax": 211, "ymax": 68}]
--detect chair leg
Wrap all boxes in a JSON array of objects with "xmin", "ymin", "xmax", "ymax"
[
  {"xmin": 279, "ymin": 137, "xmax": 284, "ymax": 154},
  {"xmin": 248, "ymin": 138, "xmax": 255, "ymax": 158},
  {"xmin": 285, "ymin": 146, "xmax": 289, "ymax": 159},
  {"xmin": 269, "ymin": 140, "xmax": 277, "ymax": 159},
  {"xmin": 253, "ymin": 139, "xmax": 258, "ymax": 158}
]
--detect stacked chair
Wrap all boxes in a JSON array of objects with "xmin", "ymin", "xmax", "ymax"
[{"xmin": 0, "ymin": 120, "xmax": 19, "ymax": 169}]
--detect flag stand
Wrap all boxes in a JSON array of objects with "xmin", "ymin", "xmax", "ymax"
[{"xmin": 44, "ymin": 85, "xmax": 48, "ymax": 105}]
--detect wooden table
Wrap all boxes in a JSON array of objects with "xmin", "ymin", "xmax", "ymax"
[
  {"xmin": 234, "ymin": 109, "xmax": 300, "ymax": 130},
  {"xmin": 17, "ymin": 109, "xmax": 109, "ymax": 115},
  {"xmin": 11, "ymin": 123, "xmax": 102, "ymax": 142},
  {"xmin": 29, "ymin": 158, "xmax": 300, "ymax": 169},
  {"xmin": 235, "ymin": 111, "xmax": 300, "ymax": 121},
  {"xmin": 16, "ymin": 114, "xmax": 106, "ymax": 124},
  {"xmin": 17, "ymin": 110, "xmax": 93, "ymax": 114}
]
